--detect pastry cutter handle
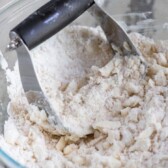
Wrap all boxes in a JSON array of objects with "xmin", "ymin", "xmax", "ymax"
[{"xmin": 10, "ymin": 0, "xmax": 94, "ymax": 50}]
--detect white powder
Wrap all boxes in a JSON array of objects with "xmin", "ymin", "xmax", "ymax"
[
  {"xmin": 30, "ymin": 26, "xmax": 113, "ymax": 137},
  {"xmin": 0, "ymin": 25, "xmax": 168, "ymax": 167}
]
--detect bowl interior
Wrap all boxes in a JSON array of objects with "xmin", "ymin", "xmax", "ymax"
[{"xmin": 0, "ymin": 0, "xmax": 168, "ymax": 167}]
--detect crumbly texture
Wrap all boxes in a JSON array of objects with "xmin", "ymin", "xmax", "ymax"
[{"xmin": 1, "ymin": 25, "xmax": 168, "ymax": 168}]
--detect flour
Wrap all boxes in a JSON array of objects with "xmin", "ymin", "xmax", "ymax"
[
  {"xmin": 31, "ymin": 26, "xmax": 113, "ymax": 137},
  {"xmin": 0, "ymin": 25, "xmax": 168, "ymax": 167}
]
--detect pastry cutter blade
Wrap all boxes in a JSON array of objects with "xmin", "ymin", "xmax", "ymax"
[{"xmin": 7, "ymin": 0, "xmax": 144, "ymax": 136}]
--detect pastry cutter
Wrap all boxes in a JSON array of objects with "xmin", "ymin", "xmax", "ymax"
[{"xmin": 7, "ymin": 0, "xmax": 142, "ymax": 135}]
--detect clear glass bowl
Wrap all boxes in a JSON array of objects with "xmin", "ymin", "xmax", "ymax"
[{"xmin": 0, "ymin": 0, "xmax": 168, "ymax": 167}]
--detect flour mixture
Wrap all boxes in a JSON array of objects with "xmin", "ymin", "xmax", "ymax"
[{"xmin": 0, "ymin": 25, "xmax": 168, "ymax": 168}]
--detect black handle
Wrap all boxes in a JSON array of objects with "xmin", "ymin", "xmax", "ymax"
[{"xmin": 10, "ymin": 0, "xmax": 94, "ymax": 50}]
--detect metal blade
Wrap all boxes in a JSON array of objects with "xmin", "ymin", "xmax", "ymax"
[
  {"xmin": 89, "ymin": 3, "xmax": 141, "ymax": 56},
  {"xmin": 14, "ymin": 41, "xmax": 68, "ymax": 134},
  {"xmin": 16, "ymin": 42, "xmax": 41, "ymax": 92}
]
